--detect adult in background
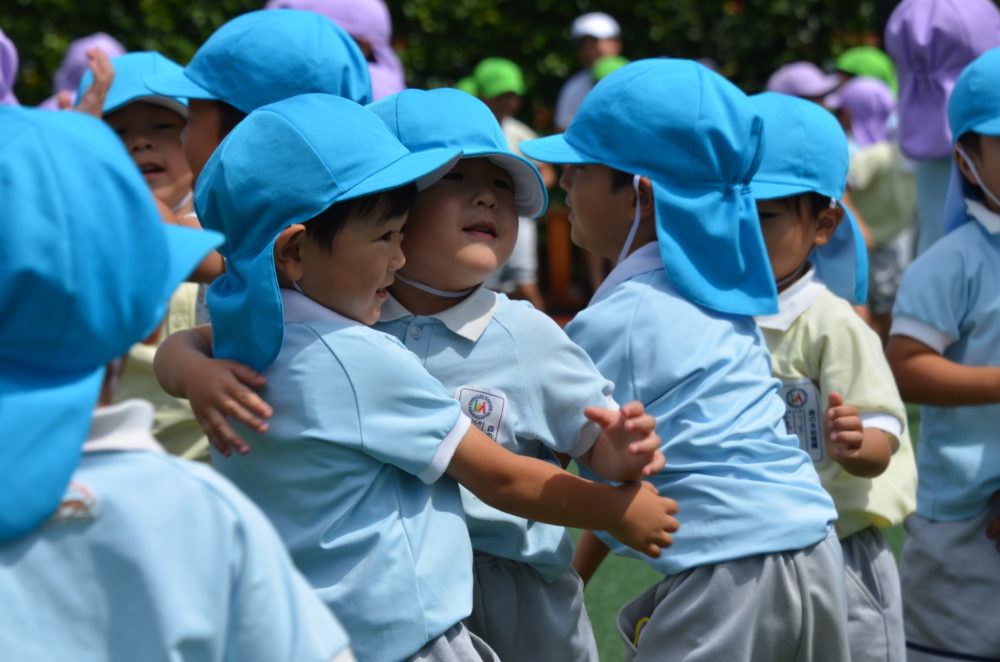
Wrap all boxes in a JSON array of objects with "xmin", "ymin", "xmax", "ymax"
[{"xmin": 553, "ymin": 12, "xmax": 622, "ymax": 132}]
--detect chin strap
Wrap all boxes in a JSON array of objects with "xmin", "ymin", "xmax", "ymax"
[
  {"xmin": 617, "ymin": 175, "xmax": 643, "ymax": 265},
  {"xmin": 394, "ymin": 274, "xmax": 476, "ymax": 298},
  {"xmin": 170, "ymin": 190, "xmax": 194, "ymax": 213},
  {"xmin": 956, "ymin": 145, "xmax": 1000, "ymax": 211}
]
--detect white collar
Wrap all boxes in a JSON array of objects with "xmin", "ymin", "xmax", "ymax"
[
  {"xmin": 590, "ymin": 242, "xmax": 664, "ymax": 306},
  {"xmin": 84, "ymin": 399, "xmax": 164, "ymax": 453},
  {"xmin": 965, "ymin": 198, "xmax": 1000, "ymax": 234},
  {"xmin": 755, "ymin": 264, "xmax": 827, "ymax": 331},
  {"xmin": 280, "ymin": 288, "xmax": 364, "ymax": 327},
  {"xmin": 379, "ymin": 286, "xmax": 500, "ymax": 342}
]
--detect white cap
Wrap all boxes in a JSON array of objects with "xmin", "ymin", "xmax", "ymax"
[{"xmin": 571, "ymin": 12, "xmax": 620, "ymax": 40}]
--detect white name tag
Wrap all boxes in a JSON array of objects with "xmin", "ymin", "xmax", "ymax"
[
  {"xmin": 779, "ymin": 379, "xmax": 824, "ymax": 463},
  {"xmin": 455, "ymin": 385, "xmax": 507, "ymax": 442}
]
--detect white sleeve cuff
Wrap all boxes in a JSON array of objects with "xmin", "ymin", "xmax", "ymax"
[
  {"xmin": 569, "ymin": 395, "xmax": 619, "ymax": 458},
  {"xmin": 418, "ymin": 414, "xmax": 472, "ymax": 484},
  {"xmin": 889, "ymin": 316, "xmax": 952, "ymax": 354},
  {"xmin": 860, "ymin": 412, "xmax": 903, "ymax": 448}
]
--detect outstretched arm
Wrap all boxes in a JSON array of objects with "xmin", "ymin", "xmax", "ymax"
[
  {"xmin": 447, "ymin": 425, "xmax": 679, "ymax": 558},
  {"xmin": 577, "ymin": 401, "xmax": 664, "ymax": 482},
  {"xmin": 886, "ymin": 335, "xmax": 1000, "ymax": 405},
  {"xmin": 824, "ymin": 392, "xmax": 893, "ymax": 478}
]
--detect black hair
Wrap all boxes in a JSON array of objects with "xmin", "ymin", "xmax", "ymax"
[
  {"xmin": 773, "ymin": 191, "xmax": 831, "ymax": 218},
  {"xmin": 609, "ymin": 166, "xmax": 634, "ymax": 191},
  {"xmin": 958, "ymin": 131, "xmax": 982, "ymax": 154},
  {"xmin": 304, "ymin": 184, "xmax": 418, "ymax": 250},
  {"xmin": 216, "ymin": 101, "xmax": 248, "ymax": 140}
]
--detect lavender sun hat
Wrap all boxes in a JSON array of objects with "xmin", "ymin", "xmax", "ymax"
[
  {"xmin": 766, "ymin": 61, "xmax": 841, "ymax": 98},
  {"xmin": 38, "ymin": 32, "xmax": 126, "ymax": 109},
  {"xmin": 0, "ymin": 27, "xmax": 18, "ymax": 105},
  {"xmin": 265, "ymin": 0, "xmax": 405, "ymax": 100},
  {"xmin": 885, "ymin": 0, "xmax": 1000, "ymax": 160},
  {"xmin": 826, "ymin": 77, "xmax": 895, "ymax": 148}
]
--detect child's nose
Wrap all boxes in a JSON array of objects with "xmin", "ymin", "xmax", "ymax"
[
  {"xmin": 129, "ymin": 134, "xmax": 154, "ymax": 152},
  {"xmin": 472, "ymin": 178, "xmax": 498, "ymax": 208}
]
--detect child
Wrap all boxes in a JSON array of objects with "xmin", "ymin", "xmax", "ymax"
[
  {"xmin": 826, "ymin": 76, "xmax": 917, "ymax": 343},
  {"xmin": 143, "ymin": 8, "xmax": 372, "ymax": 180},
  {"xmin": 750, "ymin": 91, "xmax": 917, "ymax": 662},
  {"xmin": 156, "ymin": 87, "xmax": 677, "ymax": 661},
  {"xmin": 886, "ymin": 46, "xmax": 1000, "ymax": 662},
  {"xmin": 0, "ymin": 105, "xmax": 353, "ymax": 661},
  {"xmin": 521, "ymin": 58, "xmax": 850, "ymax": 661},
  {"xmin": 77, "ymin": 51, "xmax": 219, "ymax": 461},
  {"xmin": 172, "ymin": 92, "xmax": 678, "ymax": 661}
]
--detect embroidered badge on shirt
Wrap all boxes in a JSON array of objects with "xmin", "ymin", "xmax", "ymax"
[
  {"xmin": 779, "ymin": 379, "xmax": 824, "ymax": 463},
  {"xmin": 455, "ymin": 385, "xmax": 507, "ymax": 442},
  {"xmin": 46, "ymin": 480, "xmax": 99, "ymax": 525}
]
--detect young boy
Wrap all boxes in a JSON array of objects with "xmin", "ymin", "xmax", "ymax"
[
  {"xmin": 521, "ymin": 58, "xmax": 850, "ymax": 661},
  {"xmin": 750, "ymin": 91, "xmax": 917, "ymax": 662},
  {"xmin": 887, "ymin": 46, "xmax": 1000, "ymax": 662},
  {"xmin": 143, "ymin": 8, "xmax": 372, "ymax": 180},
  {"xmin": 0, "ymin": 105, "xmax": 353, "ymax": 661},
  {"xmin": 174, "ymin": 92, "xmax": 678, "ymax": 661}
]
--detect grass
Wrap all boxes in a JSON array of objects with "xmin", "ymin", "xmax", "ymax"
[{"xmin": 568, "ymin": 404, "xmax": 920, "ymax": 661}]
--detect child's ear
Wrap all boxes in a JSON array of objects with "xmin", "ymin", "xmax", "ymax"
[
  {"xmin": 813, "ymin": 205, "xmax": 844, "ymax": 246},
  {"xmin": 274, "ymin": 224, "xmax": 307, "ymax": 283},
  {"xmin": 955, "ymin": 145, "xmax": 979, "ymax": 188},
  {"xmin": 637, "ymin": 176, "xmax": 656, "ymax": 223}
]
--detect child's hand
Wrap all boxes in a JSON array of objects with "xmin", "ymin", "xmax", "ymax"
[
  {"xmin": 74, "ymin": 48, "xmax": 115, "ymax": 118},
  {"xmin": 185, "ymin": 357, "xmax": 272, "ymax": 457},
  {"xmin": 605, "ymin": 481, "xmax": 679, "ymax": 558},
  {"xmin": 582, "ymin": 401, "xmax": 665, "ymax": 482},
  {"xmin": 987, "ymin": 490, "xmax": 1000, "ymax": 553},
  {"xmin": 825, "ymin": 392, "xmax": 864, "ymax": 462}
]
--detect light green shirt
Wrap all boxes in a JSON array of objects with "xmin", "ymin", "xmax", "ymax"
[
  {"xmin": 757, "ymin": 268, "xmax": 917, "ymax": 538},
  {"xmin": 848, "ymin": 141, "xmax": 917, "ymax": 247}
]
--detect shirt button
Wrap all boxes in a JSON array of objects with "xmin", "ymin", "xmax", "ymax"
[{"xmin": 410, "ymin": 326, "xmax": 422, "ymax": 339}]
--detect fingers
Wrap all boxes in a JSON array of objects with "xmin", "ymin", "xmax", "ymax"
[
  {"xmin": 56, "ymin": 90, "xmax": 73, "ymax": 110},
  {"xmin": 619, "ymin": 400, "xmax": 646, "ymax": 418},
  {"xmin": 827, "ymin": 391, "xmax": 844, "ymax": 408},
  {"xmin": 199, "ymin": 410, "xmax": 250, "ymax": 457},
  {"xmin": 639, "ymin": 450, "xmax": 666, "ymax": 476},
  {"xmin": 583, "ymin": 405, "xmax": 617, "ymax": 429}
]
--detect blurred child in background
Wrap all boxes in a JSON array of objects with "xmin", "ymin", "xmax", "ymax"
[{"xmin": 1, "ymin": 27, "xmax": 19, "ymax": 106}]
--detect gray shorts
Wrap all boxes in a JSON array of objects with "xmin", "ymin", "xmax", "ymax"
[
  {"xmin": 841, "ymin": 527, "xmax": 905, "ymax": 662},
  {"xmin": 868, "ymin": 222, "xmax": 915, "ymax": 315},
  {"xmin": 617, "ymin": 530, "xmax": 850, "ymax": 662},
  {"xmin": 465, "ymin": 551, "xmax": 598, "ymax": 662},
  {"xmin": 901, "ymin": 503, "xmax": 1000, "ymax": 661},
  {"xmin": 408, "ymin": 623, "xmax": 499, "ymax": 662}
]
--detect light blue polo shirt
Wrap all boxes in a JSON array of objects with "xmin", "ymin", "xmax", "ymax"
[
  {"xmin": 0, "ymin": 399, "xmax": 349, "ymax": 662},
  {"xmin": 213, "ymin": 289, "xmax": 473, "ymax": 662},
  {"xmin": 566, "ymin": 243, "xmax": 837, "ymax": 575},
  {"xmin": 377, "ymin": 287, "xmax": 614, "ymax": 580},
  {"xmin": 891, "ymin": 199, "xmax": 1000, "ymax": 521}
]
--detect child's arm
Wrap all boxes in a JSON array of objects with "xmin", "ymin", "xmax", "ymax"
[
  {"xmin": 886, "ymin": 335, "xmax": 1000, "ymax": 405},
  {"xmin": 447, "ymin": 426, "xmax": 680, "ymax": 557},
  {"xmin": 154, "ymin": 326, "xmax": 272, "ymax": 456},
  {"xmin": 73, "ymin": 48, "xmax": 114, "ymax": 118},
  {"xmin": 987, "ymin": 491, "xmax": 1000, "ymax": 554},
  {"xmin": 572, "ymin": 530, "xmax": 612, "ymax": 587},
  {"xmin": 824, "ymin": 392, "xmax": 893, "ymax": 478},
  {"xmin": 576, "ymin": 402, "xmax": 665, "ymax": 482}
]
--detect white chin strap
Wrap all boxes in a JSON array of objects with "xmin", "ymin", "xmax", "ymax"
[
  {"xmin": 617, "ymin": 174, "xmax": 643, "ymax": 265},
  {"xmin": 170, "ymin": 190, "xmax": 193, "ymax": 213},
  {"xmin": 957, "ymin": 145, "xmax": 1000, "ymax": 210},
  {"xmin": 395, "ymin": 274, "xmax": 476, "ymax": 298}
]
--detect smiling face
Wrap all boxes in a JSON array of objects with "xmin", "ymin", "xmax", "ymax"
[
  {"xmin": 105, "ymin": 101, "xmax": 192, "ymax": 209},
  {"xmin": 396, "ymin": 157, "xmax": 519, "ymax": 293}
]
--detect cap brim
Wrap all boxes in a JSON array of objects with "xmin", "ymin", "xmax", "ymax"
[
  {"xmin": 162, "ymin": 224, "xmax": 224, "ymax": 291},
  {"xmin": 520, "ymin": 134, "xmax": 599, "ymax": 165},
  {"xmin": 751, "ymin": 180, "xmax": 815, "ymax": 201},
  {"xmin": 105, "ymin": 95, "xmax": 188, "ymax": 119},
  {"xmin": 0, "ymin": 364, "xmax": 104, "ymax": 542},
  {"xmin": 144, "ymin": 68, "xmax": 217, "ymax": 101},
  {"xmin": 341, "ymin": 147, "xmax": 463, "ymax": 201},
  {"xmin": 969, "ymin": 116, "xmax": 1000, "ymax": 136},
  {"xmin": 467, "ymin": 151, "xmax": 548, "ymax": 218}
]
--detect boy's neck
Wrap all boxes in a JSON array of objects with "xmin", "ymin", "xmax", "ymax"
[
  {"xmin": 389, "ymin": 278, "xmax": 474, "ymax": 316},
  {"xmin": 775, "ymin": 261, "xmax": 811, "ymax": 292}
]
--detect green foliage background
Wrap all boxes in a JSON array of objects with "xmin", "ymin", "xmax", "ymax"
[{"xmin": 4, "ymin": 0, "xmax": 904, "ymax": 131}]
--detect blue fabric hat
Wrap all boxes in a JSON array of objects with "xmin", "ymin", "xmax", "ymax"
[
  {"xmin": 0, "ymin": 107, "xmax": 222, "ymax": 542},
  {"xmin": 144, "ymin": 9, "xmax": 372, "ymax": 113},
  {"xmin": 78, "ymin": 51, "xmax": 188, "ymax": 117},
  {"xmin": 368, "ymin": 88, "xmax": 548, "ymax": 217},
  {"xmin": 520, "ymin": 58, "xmax": 776, "ymax": 316},
  {"xmin": 750, "ymin": 92, "xmax": 869, "ymax": 305},
  {"xmin": 197, "ymin": 93, "xmax": 461, "ymax": 371}
]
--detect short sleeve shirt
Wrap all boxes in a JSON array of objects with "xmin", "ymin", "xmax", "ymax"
[
  {"xmin": 0, "ymin": 400, "xmax": 349, "ymax": 662},
  {"xmin": 891, "ymin": 201, "xmax": 1000, "ymax": 520},
  {"xmin": 377, "ymin": 288, "xmax": 614, "ymax": 579},
  {"xmin": 213, "ymin": 290, "xmax": 473, "ymax": 662},
  {"xmin": 757, "ymin": 270, "xmax": 917, "ymax": 538},
  {"xmin": 566, "ymin": 243, "xmax": 837, "ymax": 575}
]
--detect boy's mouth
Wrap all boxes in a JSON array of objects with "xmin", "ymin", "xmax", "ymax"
[
  {"xmin": 138, "ymin": 162, "xmax": 166, "ymax": 179},
  {"xmin": 463, "ymin": 220, "xmax": 498, "ymax": 239}
]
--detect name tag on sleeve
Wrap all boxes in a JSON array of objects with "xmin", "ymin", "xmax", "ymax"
[
  {"xmin": 455, "ymin": 385, "xmax": 507, "ymax": 442},
  {"xmin": 779, "ymin": 379, "xmax": 824, "ymax": 463}
]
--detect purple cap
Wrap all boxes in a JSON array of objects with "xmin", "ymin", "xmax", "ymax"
[
  {"xmin": 885, "ymin": 0, "xmax": 1000, "ymax": 160},
  {"xmin": 264, "ymin": 0, "xmax": 405, "ymax": 100},
  {"xmin": 765, "ymin": 61, "xmax": 841, "ymax": 98},
  {"xmin": 0, "ymin": 28, "xmax": 18, "ymax": 106},
  {"xmin": 826, "ymin": 76, "xmax": 895, "ymax": 148},
  {"xmin": 37, "ymin": 32, "xmax": 127, "ymax": 109}
]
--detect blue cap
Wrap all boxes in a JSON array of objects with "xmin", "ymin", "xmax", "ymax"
[
  {"xmin": 144, "ymin": 9, "xmax": 372, "ymax": 113},
  {"xmin": 78, "ymin": 51, "xmax": 187, "ymax": 117},
  {"xmin": 0, "ymin": 107, "xmax": 222, "ymax": 542},
  {"xmin": 750, "ymin": 92, "xmax": 868, "ymax": 305},
  {"xmin": 197, "ymin": 93, "xmax": 461, "ymax": 371},
  {"xmin": 521, "ymin": 58, "xmax": 776, "ymax": 316},
  {"xmin": 368, "ymin": 88, "xmax": 547, "ymax": 217}
]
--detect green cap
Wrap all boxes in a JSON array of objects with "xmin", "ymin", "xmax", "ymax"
[
  {"xmin": 454, "ymin": 76, "xmax": 478, "ymax": 96},
  {"xmin": 472, "ymin": 57, "xmax": 525, "ymax": 98},
  {"xmin": 593, "ymin": 54, "xmax": 629, "ymax": 82},
  {"xmin": 835, "ymin": 46, "xmax": 898, "ymax": 95}
]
